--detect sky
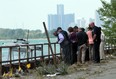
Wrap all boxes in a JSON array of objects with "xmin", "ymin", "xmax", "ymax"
[{"xmin": 0, "ymin": 0, "xmax": 110, "ymax": 32}]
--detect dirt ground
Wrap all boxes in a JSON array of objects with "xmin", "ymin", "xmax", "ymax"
[
  {"xmin": 44, "ymin": 58, "xmax": 116, "ymax": 79},
  {"xmin": 8, "ymin": 55, "xmax": 116, "ymax": 79}
]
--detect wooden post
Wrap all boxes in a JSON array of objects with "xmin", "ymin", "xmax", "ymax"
[
  {"xmin": 0, "ymin": 48, "xmax": 2, "ymax": 76},
  {"xmin": 43, "ymin": 22, "xmax": 56, "ymax": 67},
  {"xmin": 41, "ymin": 44, "xmax": 44, "ymax": 62},
  {"xmin": 34, "ymin": 45, "xmax": 36, "ymax": 62},
  {"xmin": 27, "ymin": 46, "xmax": 29, "ymax": 62},
  {"xmin": 31, "ymin": 50, "xmax": 33, "ymax": 61},
  {"xmin": 48, "ymin": 45, "xmax": 50, "ymax": 60},
  {"xmin": 18, "ymin": 47, "xmax": 21, "ymax": 66},
  {"xmin": 9, "ymin": 47, "xmax": 12, "ymax": 68},
  {"xmin": 60, "ymin": 46, "xmax": 62, "ymax": 59},
  {"xmin": 54, "ymin": 44, "xmax": 56, "ymax": 56}
]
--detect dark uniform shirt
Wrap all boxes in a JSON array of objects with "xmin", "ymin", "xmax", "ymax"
[
  {"xmin": 77, "ymin": 31, "xmax": 88, "ymax": 46},
  {"xmin": 93, "ymin": 26, "xmax": 101, "ymax": 42}
]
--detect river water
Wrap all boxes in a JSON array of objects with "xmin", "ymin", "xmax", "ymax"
[{"xmin": 0, "ymin": 38, "xmax": 60, "ymax": 64}]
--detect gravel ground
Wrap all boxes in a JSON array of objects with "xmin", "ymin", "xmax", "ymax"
[
  {"xmin": 44, "ymin": 59, "xmax": 116, "ymax": 79},
  {"xmin": 8, "ymin": 56, "xmax": 116, "ymax": 79}
]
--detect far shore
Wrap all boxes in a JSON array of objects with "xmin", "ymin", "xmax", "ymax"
[{"xmin": 0, "ymin": 38, "xmax": 57, "ymax": 41}]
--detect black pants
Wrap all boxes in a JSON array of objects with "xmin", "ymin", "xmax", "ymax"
[
  {"xmin": 71, "ymin": 42, "xmax": 77, "ymax": 64},
  {"xmin": 93, "ymin": 41, "xmax": 100, "ymax": 63},
  {"xmin": 62, "ymin": 44, "xmax": 72, "ymax": 65},
  {"xmin": 85, "ymin": 47, "xmax": 89, "ymax": 61}
]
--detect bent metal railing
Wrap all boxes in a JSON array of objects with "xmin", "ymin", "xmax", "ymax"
[{"xmin": 0, "ymin": 42, "xmax": 61, "ymax": 76}]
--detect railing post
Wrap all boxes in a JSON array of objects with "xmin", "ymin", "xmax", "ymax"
[
  {"xmin": 18, "ymin": 47, "xmax": 21, "ymax": 66},
  {"xmin": 34, "ymin": 45, "xmax": 36, "ymax": 62},
  {"xmin": 27, "ymin": 46, "xmax": 29, "ymax": 62},
  {"xmin": 54, "ymin": 43, "xmax": 56, "ymax": 62},
  {"xmin": 54, "ymin": 43, "xmax": 56, "ymax": 56},
  {"xmin": 60, "ymin": 46, "xmax": 62, "ymax": 59},
  {"xmin": 41, "ymin": 44, "xmax": 44, "ymax": 62},
  {"xmin": 0, "ymin": 48, "xmax": 2, "ymax": 76},
  {"xmin": 9, "ymin": 47, "xmax": 12, "ymax": 68}
]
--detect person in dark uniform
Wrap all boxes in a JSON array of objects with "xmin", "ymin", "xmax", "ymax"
[{"xmin": 89, "ymin": 22, "xmax": 101, "ymax": 63}]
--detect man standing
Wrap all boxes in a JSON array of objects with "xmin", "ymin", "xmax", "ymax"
[
  {"xmin": 56, "ymin": 27, "xmax": 72, "ymax": 65},
  {"xmin": 68, "ymin": 27, "xmax": 78, "ymax": 64},
  {"xmin": 77, "ymin": 28, "xmax": 88, "ymax": 64},
  {"xmin": 99, "ymin": 28, "xmax": 105, "ymax": 60},
  {"xmin": 89, "ymin": 22, "xmax": 101, "ymax": 63}
]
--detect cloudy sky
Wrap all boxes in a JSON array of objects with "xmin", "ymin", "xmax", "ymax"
[{"xmin": 0, "ymin": 0, "xmax": 110, "ymax": 32}]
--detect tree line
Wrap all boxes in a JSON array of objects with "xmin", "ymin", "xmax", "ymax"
[
  {"xmin": 0, "ymin": 28, "xmax": 56, "ymax": 39},
  {"xmin": 98, "ymin": 0, "xmax": 116, "ymax": 44}
]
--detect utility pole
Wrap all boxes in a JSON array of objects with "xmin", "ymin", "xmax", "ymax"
[{"xmin": 43, "ymin": 22, "xmax": 57, "ymax": 67}]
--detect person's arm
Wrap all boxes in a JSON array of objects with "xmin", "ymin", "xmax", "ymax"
[
  {"xmin": 93, "ymin": 34, "xmax": 96, "ymax": 41},
  {"xmin": 93, "ymin": 27, "xmax": 97, "ymax": 41},
  {"xmin": 58, "ymin": 33, "xmax": 64, "ymax": 43}
]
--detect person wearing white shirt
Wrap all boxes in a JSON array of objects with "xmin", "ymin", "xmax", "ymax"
[
  {"xmin": 100, "ymin": 31, "xmax": 105, "ymax": 60},
  {"xmin": 56, "ymin": 27, "xmax": 72, "ymax": 65}
]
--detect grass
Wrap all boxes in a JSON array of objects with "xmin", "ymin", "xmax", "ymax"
[
  {"xmin": 3, "ymin": 56, "xmax": 114, "ymax": 79},
  {"xmin": 1, "ymin": 61, "xmax": 69, "ymax": 79},
  {"xmin": 77, "ymin": 77, "xmax": 85, "ymax": 79},
  {"xmin": 28, "ymin": 61, "xmax": 69, "ymax": 79},
  {"xmin": 57, "ymin": 62, "xmax": 69, "ymax": 75}
]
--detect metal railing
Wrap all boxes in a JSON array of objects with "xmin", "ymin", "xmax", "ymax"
[{"xmin": 0, "ymin": 42, "xmax": 61, "ymax": 75}]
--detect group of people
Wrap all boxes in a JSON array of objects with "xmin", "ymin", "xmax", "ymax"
[{"xmin": 53, "ymin": 22, "xmax": 105, "ymax": 65}]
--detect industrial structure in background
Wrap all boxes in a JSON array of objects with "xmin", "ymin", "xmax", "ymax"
[
  {"xmin": 48, "ymin": 4, "xmax": 103, "ymax": 31},
  {"xmin": 48, "ymin": 4, "xmax": 75, "ymax": 31}
]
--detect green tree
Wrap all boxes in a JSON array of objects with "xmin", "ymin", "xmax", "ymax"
[
  {"xmin": 97, "ymin": 0, "xmax": 116, "ymax": 44},
  {"xmin": 13, "ymin": 29, "xmax": 25, "ymax": 39},
  {"xmin": 48, "ymin": 29, "xmax": 56, "ymax": 38},
  {"xmin": 0, "ymin": 28, "xmax": 52, "ymax": 39}
]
